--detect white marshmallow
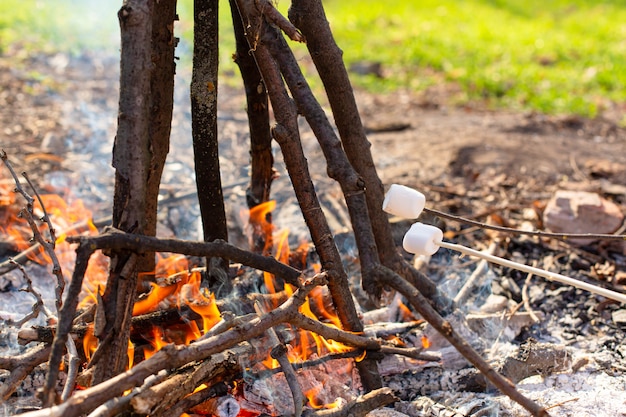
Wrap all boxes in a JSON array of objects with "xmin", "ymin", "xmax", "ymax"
[
  {"xmin": 403, "ymin": 222, "xmax": 443, "ymax": 256},
  {"xmin": 382, "ymin": 184, "xmax": 426, "ymax": 219}
]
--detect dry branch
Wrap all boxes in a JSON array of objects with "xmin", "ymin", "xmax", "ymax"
[
  {"xmin": 233, "ymin": 0, "xmax": 381, "ymax": 390},
  {"xmin": 0, "ymin": 343, "xmax": 51, "ymax": 400},
  {"xmin": 228, "ymin": 0, "xmax": 274, "ymax": 215},
  {"xmin": 61, "ymin": 336, "xmax": 80, "ymax": 401},
  {"xmin": 4, "ymin": 260, "xmax": 50, "ymax": 327},
  {"xmin": 287, "ymin": 0, "xmax": 449, "ymax": 313},
  {"xmin": 1, "ymin": 150, "xmax": 65, "ymax": 314},
  {"xmin": 255, "ymin": 302, "xmax": 305, "ymax": 417},
  {"xmin": 161, "ymin": 383, "xmax": 230, "ymax": 417},
  {"xmin": 304, "ymin": 387, "xmax": 397, "ymax": 417},
  {"xmin": 86, "ymin": 370, "xmax": 168, "ymax": 417},
  {"xmin": 254, "ymin": 0, "xmax": 304, "ymax": 42},
  {"xmin": 130, "ymin": 343, "xmax": 250, "ymax": 415},
  {"xmin": 263, "ymin": 20, "xmax": 384, "ymax": 306},
  {"xmin": 17, "ymin": 273, "xmax": 327, "ymax": 417},
  {"xmin": 66, "ymin": 229, "xmax": 302, "ymax": 286}
]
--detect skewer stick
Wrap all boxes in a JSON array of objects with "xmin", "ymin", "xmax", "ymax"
[{"xmin": 438, "ymin": 238, "xmax": 626, "ymax": 304}]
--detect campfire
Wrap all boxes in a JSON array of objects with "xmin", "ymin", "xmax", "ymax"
[{"xmin": 2, "ymin": 1, "xmax": 626, "ymax": 417}]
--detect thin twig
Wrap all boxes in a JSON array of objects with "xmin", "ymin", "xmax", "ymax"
[
  {"xmin": 5, "ymin": 260, "xmax": 51, "ymax": 327},
  {"xmin": 1, "ymin": 151, "xmax": 65, "ymax": 312},
  {"xmin": 522, "ymin": 262, "xmax": 541, "ymax": 323},
  {"xmin": 256, "ymin": 302, "xmax": 304, "ymax": 417},
  {"xmin": 23, "ymin": 171, "xmax": 57, "ymax": 245},
  {"xmin": 303, "ymin": 387, "xmax": 397, "ymax": 417},
  {"xmin": 20, "ymin": 207, "xmax": 65, "ymax": 312},
  {"xmin": 454, "ymin": 242, "xmax": 497, "ymax": 306},
  {"xmin": 62, "ymin": 336, "xmax": 81, "ymax": 401},
  {"xmin": 66, "ymin": 229, "xmax": 303, "ymax": 287},
  {"xmin": 86, "ymin": 370, "xmax": 169, "ymax": 417},
  {"xmin": 254, "ymin": 0, "xmax": 304, "ymax": 42},
  {"xmin": 424, "ymin": 206, "xmax": 626, "ymax": 242}
]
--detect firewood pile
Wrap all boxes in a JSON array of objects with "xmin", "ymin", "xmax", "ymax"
[{"xmin": 1, "ymin": 1, "xmax": 626, "ymax": 417}]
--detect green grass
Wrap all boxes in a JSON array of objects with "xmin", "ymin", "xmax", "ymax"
[
  {"xmin": 322, "ymin": 0, "xmax": 626, "ymax": 116},
  {"xmin": 2, "ymin": 0, "xmax": 625, "ymax": 117},
  {"xmin": 0, "ymin": 0, "xmax": 119, "ymax": 53}
]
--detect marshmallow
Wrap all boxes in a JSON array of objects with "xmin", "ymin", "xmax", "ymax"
[
  {"xmin": 382, "ymin": 184, "xmax": 426, "ymax": 219},
  {"xmin": 403, "ymin": 222, "xmax": 443, "ymax": 256}
]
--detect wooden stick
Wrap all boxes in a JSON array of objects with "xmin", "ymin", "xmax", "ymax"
[
  {"xmin": 255, "ymin": 302, "xmax": 304, "ymax": 417},
  {"xmin": 66, "ymin": 230, "xmax": 303, "ymax": 286},
  {"xmin": 0, "ymin": 343, "xmax": 51, "ymax": 400},
  {"xmin": 304, "ymin": 387, "xmax": 397, "ymax": 417},
  {"xmin": 233, "ymin": 0, "xmax": 381, "ymax": 390},
  {"xmin": 86, "ymin": 370, "xmax": 168, "ymax": 417},
  {"xmin": 130, "ymin": 344, "xmax": 250, "ymax": 415}
]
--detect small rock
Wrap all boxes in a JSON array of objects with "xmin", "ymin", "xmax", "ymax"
[
  {"xmin": 479, "ymin": 294, "xmax": 512, "ymax": 313},
  {"xmin": 612, "ymin": 309, "xmax": 626, "ymax": 327},
  {"xmin": 543, "ymin": 190, "xmax": 624, "ymax": 245},
  {"xmin": 349, "ymin": 60, "xmax": 384, "ymax": 78}
]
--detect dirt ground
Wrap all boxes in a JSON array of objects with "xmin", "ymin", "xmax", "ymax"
[{"xmin": 2, "ymin": 50, "xmax": 625, "ymax": 216}]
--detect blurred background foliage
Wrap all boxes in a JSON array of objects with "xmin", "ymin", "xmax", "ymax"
[{"xmin": 1, "ymin": 0, "xmax": 625, "ymax": 117}]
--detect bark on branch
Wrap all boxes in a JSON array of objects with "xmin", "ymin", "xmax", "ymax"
[
  {"xmin": 66, "ymin": 229, "xmax": 303, "ymax": 286},
  {"xmin": 232, "ymin": 0, "xmax": 382, "ymax": 391},
  {"xmin": 288, "ymin": 0, "xmax": 452, "ymax": 313}
]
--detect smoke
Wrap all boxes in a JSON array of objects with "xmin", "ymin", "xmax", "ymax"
[{"xmin": 58, "ymin": 0, "xmax": 120, "ymax": 51}]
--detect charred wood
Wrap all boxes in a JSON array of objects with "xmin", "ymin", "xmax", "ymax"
[
  {"xmin": 16, "ymin": 273, "xmax": 327, "ymax": 417},
  {"xmin": 130, "ymin": 343, "xmax": 250, "ymax": 415},
  {"xmin": 233, "ymin": 0, "xmax": 381, "ymax": 390},
  {"xmin": 86, "ymin": 370, "xmax": 168, "ymax": 417},
  {"xmin": 162, "ymin": 382, "xmax": 230, "ymax": 417},
  {"xmin": 66, "ymin": 230, "xmax": 303, "ymax": 286},
  {"xmin": 191, "ymin": 0, "xmax": 230, "ymax": 295},
  {"xmin": 191, "ymin": 394, "xmax": 240, "ymax": 417}
]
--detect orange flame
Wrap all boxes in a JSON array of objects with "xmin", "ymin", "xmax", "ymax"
[
  {"xmin": 248, "ymin": 200, "xmax": 276, "ymax": 255},
  {"xmin": 144, "ymin": 327, "xmax": 168, "ymax": 359},
  {"xmin": 133, "ymin": 281, "xmax": 179, "ymax": 316},
  {"xmin": 421, "ymin": 335, "xmax": 431, "ymax": 349},
  {"xmin": 304, "ymin": 386, "xmax": 342, "ymax": 410},
  {"xmin": 183, "ymin": 271, "xmax": 221, "ymax": 334},
  {"xmin": 83, "ymin": 325, "xmax": 97, "ymax": 363},
  {"xmin": 396, "ymin": 298, "xmax": 416, "ymax": 322}
]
